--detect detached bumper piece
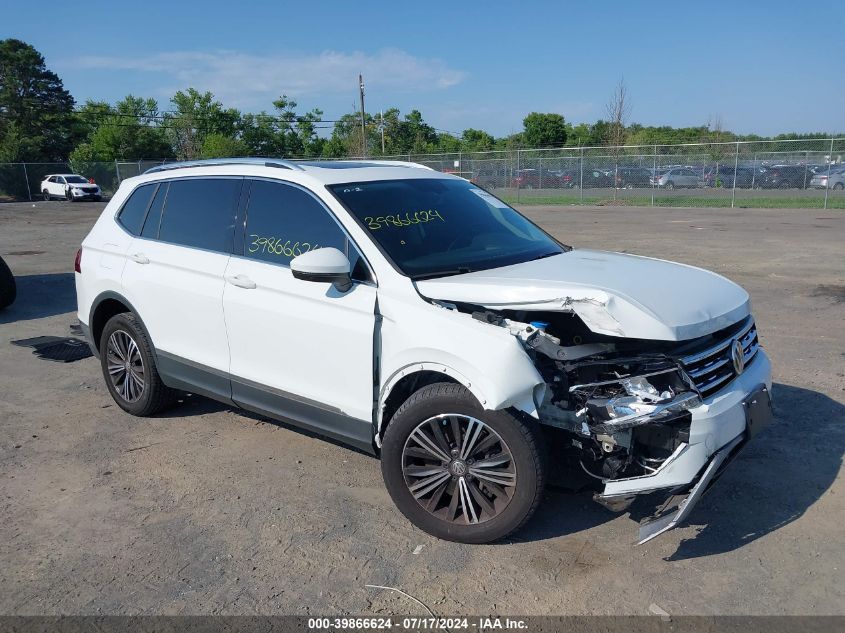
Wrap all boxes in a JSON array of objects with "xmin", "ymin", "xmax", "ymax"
[{"xmin": 636, "ymin": 384, "xmax": 773, "ymax": 544}]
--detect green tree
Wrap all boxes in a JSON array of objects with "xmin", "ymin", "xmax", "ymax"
[
  {"xmin": 0, "ymin": 39, "xmax": 76, "ymax": 161},
  {"xmin": 70, "ymin": 96, "xmax": 173, "ymax": 162},
  {"xmin": 201, "ymin": 132, "xmax": 248, "ymax": 158},
  {"xmin": 522, "ymin": 112, "xmax": 567, "ymax": 148},
  {"xmin": 461, "ymin": 128, "xmax": 495, "ymax": 151},
  {"xmin": 166, "ymin": 88, "xmax": 240, "ymax": 160}
]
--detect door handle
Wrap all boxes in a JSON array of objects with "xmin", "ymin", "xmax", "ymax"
[
  {"xmin": 129, "ymin": 252, "xmax": 149, "ymax": 264},
  {"xmin": 225, "ymin": 274, "xmax": 257, "ymax": 289}
]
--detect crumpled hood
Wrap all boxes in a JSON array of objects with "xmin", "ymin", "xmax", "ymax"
[{"xmin": 415, "ymin": 249, "xmax": 750, "ymax": 341}]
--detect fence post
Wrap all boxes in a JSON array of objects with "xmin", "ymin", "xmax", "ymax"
[
  {"xmin": 824, "ymin": 138, "xmax": 834, "ymax": 210},
  {"xmin": 115, "ymin": 160, "xmax": 121, "ymax": 184},
  {"xmin": 652, "ymin": 145, "xmax": 657, "ymax": 207},
  {"xmin": 21, "ymin": 163, "xmax": 32, "ymax": 202},
  {"xmin": 751, "ymin": 152, "xmax": 758, "ymax": 189},
  {"xmin": 516, "ymin": 149, "xmax": 521, "ymax": 203},
  {"xmin": 731, "ymin": 142, "xmax": 739, "ymax": 208},
  {"xmin": 579, "ymin": 147, "xmax": 584, "ymax": 204}
]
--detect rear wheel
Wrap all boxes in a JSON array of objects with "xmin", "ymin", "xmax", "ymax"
[
  {"xmin": 381, "ymin": 382, "xmax": 546, "ymax": 543},
  {"xmin": 100, "ymin": 313, "xmax": 177, "ymax": 416}
]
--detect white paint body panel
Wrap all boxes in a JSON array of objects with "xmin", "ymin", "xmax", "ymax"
[
  {"xmin": 222, "ymin": 256, "xmax": 377, "ymax": 422},
  {"xmin": 416, "ymin": 250, "xmax": 750, "ymax": 341},
  {"xmin": 121, "ymin": 238, "xmax": 231, "ymax": 374}
]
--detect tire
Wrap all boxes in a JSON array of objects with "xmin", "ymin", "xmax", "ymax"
[
  {"xmin": 666, "ymin": 181, "xmax": 675, "ymax": 190},
  {"xmin": 0, "ymin": 256, "xmax": 16, "ymax": 310},
  {"xmin": 833, "ymin": 182, "xmax": 843, "ymax": 191},
  {"xmin": 100, "ymin": 313, "xmax": 177, "ymax": 416},
  {"xmin": 381, "ymin": 382, "xmax": 547, "ymax": 543},
  {"xmin": 66, "ymin": 189, "xmax": 74, "ymax": 201},
  {"xmin": 42, "ymin": 190, "xmax": 50, "ymax": 201}
]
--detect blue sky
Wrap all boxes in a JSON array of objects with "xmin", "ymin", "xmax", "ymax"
[{"xmin": 7, "ymin": 0, "xmax": 844, "ymax": 137}]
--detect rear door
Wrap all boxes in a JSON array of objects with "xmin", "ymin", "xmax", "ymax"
[
  {"xmin": 121, "ymin": 177, "xmax": 243, "ymax": 400},
  {"xmin": 222, "ymin": 178, "xmax": 377, "ymax": 450}
]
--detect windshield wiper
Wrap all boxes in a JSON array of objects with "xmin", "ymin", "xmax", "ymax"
[
  {"xmin": 528, "ymin": 251, "xmax": 562, "ymax": 262},
  {"xmin": 411, "ymin": 267, "xmax": 473, "ymax": 281}
]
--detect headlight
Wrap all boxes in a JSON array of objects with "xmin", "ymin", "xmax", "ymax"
[{"xmin": 570, "ymin": 364, "xmax": 700, "ymax": 432}]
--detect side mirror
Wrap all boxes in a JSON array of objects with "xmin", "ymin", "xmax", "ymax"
[{"xmin": 290, "ymin": 247, "xmax": 352, "ymax": 292}]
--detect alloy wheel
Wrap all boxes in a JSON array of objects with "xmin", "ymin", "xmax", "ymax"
[
  {"xmin": 401, "ymin": 414, "xmax": 516, "ymax": 525},
  {"xmin": 106, "ymin": 330, "xmax": 145, "ymax": 402}
]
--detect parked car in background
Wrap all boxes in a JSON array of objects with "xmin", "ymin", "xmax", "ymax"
[
  {"xmin": 41, "ymin": 174, "xmax": 102, "ymax": 202},
  {"xmin": 810, "ymin": 165, "xmax": 845, "ymax": 190},
  {"xmin": 511, "ymin": 169, "xmax": 571, "ymax": 189},
  {"xmin": 0, "ymin": 255, "xmax": 15, "ymax": 310},
  {"xmin": 614, "ymin": 167, "xmax": 652, "ymax": 188},
  {"xmin": 705, "ymin": 166, "xmax": 758, "ymax": 188},
  {"xmin": 561, "ymin": 168, "xmax": 615, "ymax": 188},
  {"xmin": 757, "ymin": 165, "xmax": 812, "ymax": 189},
  {"xmin": 650, "ymin": 167, "xmax": 703, "ymax": 189},
  {"xmin": 472, "ymin": 166, "xmax": 509, "ymax": 189}
]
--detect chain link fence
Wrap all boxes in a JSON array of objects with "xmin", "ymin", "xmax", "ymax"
[{"xmin": 2, "ymin": 139, "xmax": 843, "ymax": 208}]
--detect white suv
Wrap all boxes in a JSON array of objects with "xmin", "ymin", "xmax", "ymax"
[
  {"xmin": 41, "ymin": 174, "xmax": 102, "ymax": 201},
  {"xmin": 75, "ymin": 158, "xmax": 772, "ymax": 544}
]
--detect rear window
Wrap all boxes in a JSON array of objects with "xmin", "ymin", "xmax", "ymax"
[
  {"xmin": 116, "ymin": 184, "xmax": 156, "ymax": 235},
  {"xmin": 158, "ymin": 178, "xmax": 242, "ymax": 253}
]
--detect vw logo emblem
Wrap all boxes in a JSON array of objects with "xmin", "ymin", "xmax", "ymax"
[
  {"xmin": 450, "ymin": 460, "xmax": 467, "ymax": 476},
  {"xmin": 731, "ymin": 339, "xmax": 745, "ymax": 375}
]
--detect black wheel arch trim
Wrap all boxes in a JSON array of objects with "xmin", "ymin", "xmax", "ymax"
[{"xmin": 87, "ymin": 291, "xmax": 157, "ymax": 359}]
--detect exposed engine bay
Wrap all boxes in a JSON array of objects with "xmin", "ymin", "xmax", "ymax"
[{"xmin": 444, "ymin": 302, "xmax": 707, "ymax": 488}]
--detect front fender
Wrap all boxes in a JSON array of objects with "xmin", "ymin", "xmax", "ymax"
[{"xmin": 375, "ymin": 301, "xmax": 546, "ymax": 445}]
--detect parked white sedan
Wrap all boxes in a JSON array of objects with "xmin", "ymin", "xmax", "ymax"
[{"xmin": 41, "ymin": 174, "xmax": 102, "ymax": 201}]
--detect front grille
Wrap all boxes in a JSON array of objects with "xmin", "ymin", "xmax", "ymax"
[{"xmin": 679, "ymin": 317, "xmax": 759, "ymax": 397}]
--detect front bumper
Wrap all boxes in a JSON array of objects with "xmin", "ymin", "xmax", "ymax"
[
  {"xmin": 70, "ymin": 189, "xmax": 101, "ymax": 199},
  {"xmin": 596, "ymin": 349, "xmax": 773, "ymax": 540}
]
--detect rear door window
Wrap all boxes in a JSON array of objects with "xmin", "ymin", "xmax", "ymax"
[
  {"xmin": 158, "ymin": 178, "xmax": 242, "ymax": 253},
  {"xmin": 117, "ymin": 183, "xmax": 156, "ymax": 236}
]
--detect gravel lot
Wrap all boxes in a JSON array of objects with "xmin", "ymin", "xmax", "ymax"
[{"xmin": 0, "ymin": 200, "xmax": 843, "ymax": 616}]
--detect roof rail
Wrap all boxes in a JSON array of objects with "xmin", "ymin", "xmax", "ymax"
[{"xmin": 143, "ymin": 157, "xmax": 304, "ymax": 174}]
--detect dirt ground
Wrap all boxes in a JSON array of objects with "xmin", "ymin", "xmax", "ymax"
[{"xmin": 0, "ymin": 200, "xmax": 843, "ymax": 616}]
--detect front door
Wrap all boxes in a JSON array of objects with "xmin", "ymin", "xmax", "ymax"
[{"xmin": 222, "ymin": 178, "xmax": 377, "ymax": 451}]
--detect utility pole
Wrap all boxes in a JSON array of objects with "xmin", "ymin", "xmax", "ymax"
[
  {"xmin": 380, "ymin": 110, "xmax": 386, "ymax": 154},
  {"xmin": 359, "ymin": 74, "xmax": 366, "ymax": 158}
]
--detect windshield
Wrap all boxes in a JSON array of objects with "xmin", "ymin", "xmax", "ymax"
[
  {"xmin": 329, "ymin": 178, "xmax": 565, "ymax": 279},
  {"xmin": 65, "ymin": 176, "xmax": 89, "ymax": 184}
]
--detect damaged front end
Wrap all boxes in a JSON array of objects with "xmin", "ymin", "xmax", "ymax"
[
  {"xmin": 468, "ymin": 306, "xmax": 720, "ymax": 540},
  {"xmin": 471, "ymin": 308, "xmax": 699, "ymax": 482}
]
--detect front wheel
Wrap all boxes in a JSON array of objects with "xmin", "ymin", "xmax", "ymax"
[
  {"xmin": 100, "ymin": 313, "xmax": 177, "ymax": 416},
  {"xmin": 665, "ymin": 181, "xmax": 675, "ymax": 190},
  {"xmin": 381, "ymin": 382, "xmax": 546, "ymax": 543},
  {"xmin": 42, "ymin": 190, "xmax": 50, "ymax": 201},
  {"xmin": 833, "ymin": 182, "xmax": 844, "ymax": 191}
]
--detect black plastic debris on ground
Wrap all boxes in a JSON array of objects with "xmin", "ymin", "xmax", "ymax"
[{"xmin": 11, "ymin": 336, "xmax": 93, "ymax": 363}]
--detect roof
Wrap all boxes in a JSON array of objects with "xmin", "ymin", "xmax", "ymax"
[{"xmin": 140, "ymin": 157, "xmax": 446, "ymax": 186}]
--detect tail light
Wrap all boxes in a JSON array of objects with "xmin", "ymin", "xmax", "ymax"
[{"xmin": 74, "ymin": 248, "xmax": 82, "ymax": 273}]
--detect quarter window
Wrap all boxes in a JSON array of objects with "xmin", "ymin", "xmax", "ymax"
[
  {"xmin": 116, "ymin": 183, "xmax": 156, "ymax": 236},
  {"xmin": 243, "ymin": 180, "xmax": 347, "ymax": 266},
  {"xmin": 158, "ymin": 178, "xmax": 242, "ymax": 252}
]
